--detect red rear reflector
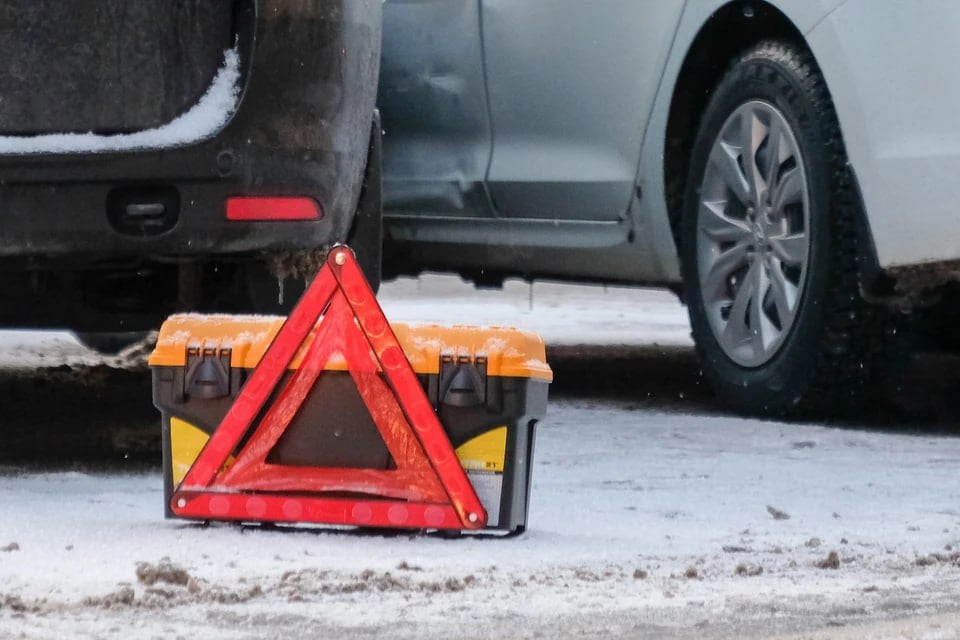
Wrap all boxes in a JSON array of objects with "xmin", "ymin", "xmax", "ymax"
[{"xmin": 226, "ymin": 197, "xmax": 321, "ymax": 221}]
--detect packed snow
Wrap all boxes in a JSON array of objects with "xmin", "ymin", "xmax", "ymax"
[
  {"xmin": 378, "ymin": 275, "xmax": 694, "ymax": 348},
  {"xmin": 2, "ymin": 404, "xmax": 960, "ymax": 639},
  {"xmin": 0, "ymin": 276, "xmax": 958, "ymax": 639},
  {"xmin": 0, "ymin": 47, "xmax": 240, "ymax": 155}
]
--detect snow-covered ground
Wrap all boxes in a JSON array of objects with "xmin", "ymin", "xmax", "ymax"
[
  {"xmin": 379, "ymin": 275, "xmax": 694, "ymax": 347},
  {"xmin": 1, "ymin": 276, "xmax": 959, "ymax": 639}
]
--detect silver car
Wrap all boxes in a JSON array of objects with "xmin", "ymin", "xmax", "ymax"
[{"xmin": 378, "ymin": 1, "xmax": 953, "ymax": 416}]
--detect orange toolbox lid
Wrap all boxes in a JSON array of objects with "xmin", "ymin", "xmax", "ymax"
[{"xmin": 149, "ymin": 314, "xmax": 553, "ymax": 382}]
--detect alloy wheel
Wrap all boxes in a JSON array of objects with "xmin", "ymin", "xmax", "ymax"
[{"xmin": 696, "ymin": 100, "xmax": 811, "ymax": 367}]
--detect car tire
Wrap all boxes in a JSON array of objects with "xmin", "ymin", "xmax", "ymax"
[{"xmin": 680, "ymin": 40, "xmax": 890, "ymax": 417}]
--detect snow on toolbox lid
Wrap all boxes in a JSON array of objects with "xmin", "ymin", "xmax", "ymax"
[{"xmin": 149, "ymin": 314, "xmax": 553, "ymax": 382}]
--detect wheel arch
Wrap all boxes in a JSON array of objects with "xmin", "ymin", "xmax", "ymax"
[
  {"xmin": 660, "ymin": 1, "xmax": 881, "ymax": 294},
  {"xmin": 664, "ymin": 2, "xmax": 805, "ymax": 238}
]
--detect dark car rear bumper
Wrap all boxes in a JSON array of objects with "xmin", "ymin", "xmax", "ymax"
[{"xmin": 0, "ymin": 0, "xmax": 382, "ymax": 263}]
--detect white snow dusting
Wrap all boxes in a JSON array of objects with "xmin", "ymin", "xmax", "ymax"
[
  {"xmin": 0, "ymin": 48, "xmax": 241, "ymax": 155},
  {"xmin": 379, "ymin": 274, "xmax": 693, "ymax": 347}
]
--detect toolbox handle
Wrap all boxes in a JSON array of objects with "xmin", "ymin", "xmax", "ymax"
[
  {"xmin": 439, "ymin": 355, "xmax": 487, "ymax": 408},
  {"xmin": 185, "ymin": 347, "xmax": 232, "ymax": 400}
]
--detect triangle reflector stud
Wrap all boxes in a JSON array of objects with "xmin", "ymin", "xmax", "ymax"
[{"xmin": 170, "ymin": 246, "xmax": 487, "ymax": 530}]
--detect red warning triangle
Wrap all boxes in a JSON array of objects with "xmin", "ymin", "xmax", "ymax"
[{"xmin": 170, "ymin": 246, "xmax": 487, "ymax": 530}]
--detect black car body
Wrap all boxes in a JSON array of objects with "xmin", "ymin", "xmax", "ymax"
[{"xmin": 0, "ymin": 0, "xmax": 381, "ymax": 332}]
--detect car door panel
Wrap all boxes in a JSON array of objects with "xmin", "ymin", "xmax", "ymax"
[
  {"xmin": 481, "ymin": 0, "xmax": 684, "ymax": 221},
  {"xmin": 379, "ymin": 0, "xmax": 492, "ymax": 218}
]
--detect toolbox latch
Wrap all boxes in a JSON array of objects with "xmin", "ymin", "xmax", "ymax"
[
  {"xmin": 185, "ymin": 346, "xmax": 232, "ymax": 400},
  {"xmin": 439, "ymin": 354, "xmax": 487, "ymax": 408}
]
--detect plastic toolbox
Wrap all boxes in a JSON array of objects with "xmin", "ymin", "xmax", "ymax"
[{"xmin": 150, "ymin": 315, "xmax": 552, "ymax": 533}]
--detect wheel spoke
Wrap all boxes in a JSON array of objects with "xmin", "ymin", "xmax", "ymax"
[
  {"xmin": 773, "ymin": 167, "xmax": 804, "ymax": 212},
  {"xmin": 722, "ymin": 260, "xmax": 759, "ymax": 347},
  {"xmin": 767, "ymin": 261, "xmax": 795, "ymax": 325},
  {"xmin": 699, "ymin": 200, "xmax": 752, "ymax": 243},
  {"xmin": 764, "ymin": 118, "xmax": 788, "ymax": 188},
  {"xmin": 749, "ymin": 262, "xmax": 767, "ymax": 356},
  {"xmin": 702, "ymin": 239, "xmax": 752, "ymax": 297},
  {"xmin": 740, "ymin": 109, "xmax": 766, "ymax": 201},
  {"xmin": 768, "ymin": 233, "xmax": 807, "ymax": 266},
  {"xmin": 708, "ymin": 141, "xmax": 750, "ymax": 205}
]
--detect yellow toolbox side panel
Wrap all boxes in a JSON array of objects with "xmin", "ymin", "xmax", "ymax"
[
  {"xmin": 170, "ymin": 418, "xmax": 235, "ymax": 486},
  {"xmin": 455, "ymin": 427, "xmax": 508, "ymax": 473}
]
